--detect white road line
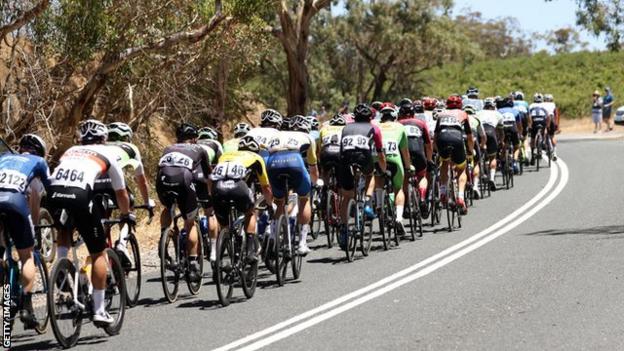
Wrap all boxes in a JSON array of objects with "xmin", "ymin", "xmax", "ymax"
[{"xmin": 213, "ymin": 159, "xmax": 564, "ymax": 351}]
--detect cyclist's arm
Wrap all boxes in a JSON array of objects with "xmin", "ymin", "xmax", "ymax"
[
  {"xmin": 199, "ymin": 147, "xmax": 212, "ymax": 184},
  {"xmin": 109, "ymin": 161, "xmax": 130, "ymax": 215},
  {"xmin": 134, "ymin": 172, "xmax": 151, "ymax": 206},
  {"xmin": 398, "ymin": 129, "xmax": 411, "ymax": 169},
  {"xmin": 463, "ymin": 120, "xmax": 475, "ymax": 155}
]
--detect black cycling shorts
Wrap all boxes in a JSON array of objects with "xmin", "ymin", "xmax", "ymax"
[
  {"xmin": 483, "ymin": 125, "xmax": 498, "ymax": 157},
  {"xmin": 504, "ymin": 127, "xmax": 520, "ymax": 147},
  {"xmin": 437, "ymin": 129, "xmax": 466, "ymax": 166},
  {"xmin": 320, "ymin": 148, "xmax": 341, "ymax": 173},
  {"xmin": 407, "ymin": 138, "xmax": 427, "ymax": 173},
  {"xmin": 549, "ymin": 120, "xmax": 557, "ymax": 137},
  {"xmin": 531, "ymin": 121, "xmax": 547, "ymax": 139},
  {"xmin": 212, "ymin": 179, "xmax": 254, "ymax": 225},
  {"xmin": 156, "ymin": 167, "xmax": 198, "ymax": 220},
  {"xmin": 47, "ymin": 186, "xmax": 107, "ymax": 254},
  {"xmin": 338, "ymin": 150, "xmax": 374, "ymax": 191},
  {"xmin": 0, "ymin": 191, "xmax": 35, "ymax": 250}
]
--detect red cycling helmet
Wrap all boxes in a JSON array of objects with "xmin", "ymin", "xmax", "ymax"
[
  {"xmin": 446, "ymin": 95, "xmax": 463, "ymax": 110},
  {"xmin": 422, "ymin": 97, "xmax": 437, "ymax": 111}
]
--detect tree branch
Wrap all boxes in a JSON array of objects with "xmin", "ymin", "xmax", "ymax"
[{"xmin": 0, "ymin": 0, "xmax": 50, "ymax": 41}]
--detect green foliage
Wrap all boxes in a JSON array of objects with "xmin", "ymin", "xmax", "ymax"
[{"xmin": 423, "ymin": 50, "xmax": 624, "ymax": 118}]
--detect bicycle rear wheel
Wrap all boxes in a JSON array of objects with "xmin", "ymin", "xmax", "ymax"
[
  {"xmin": 310, "ymin": 190, "xmax": 321, "ymax": 241},
  {"xmin": 159, "ymin": 229, "xmax": 180, "ymax": 303},
  {"xmin": 122, "ymin": 233, "xmax": 141, "ymax": 307},
  {"xmin": 103, "ymin": 248, "xmax": 127, "ymax": 336},
  {"xmin": 38, "ymin": 208, "xmax": 56, "ymax": 263},
  {"xmin": 48, "ymin": 258, "xmax": 82, "ymax": 348},
  {"xmin": 324, "ymin": 191, "xmax": 337, "ymax": 248},
  {"xmin": 385, "ymin": 192, "xmax": 399, "ymax": 247},
  {"xmin": 407, "ymin": 185, "xmax": 422, "ymax": 241},
  {"xmin": 291, "ymin": 225, "xmax": 303, "ymax": 280},
  {"xmin": 241, "ymin": 234, "xmax": 258, "ymax": 299},
  {"xmin": 186, "ymin": 231, "xmax": 204, "ymax": 295},
  {"xmin": 32, "ymin": 254, "xmax": 49, "ymax": 334},
  {"xmin": 215, "ymin": 229, "xmax": 234, "ymax": 306},
  {"xmin": 345, "ymin": 200, "xmax": 359, "ymax": 262},
  {"xmin": 431, "ymin": 179, "xmax": 441, "ymax": 226},
  {"xmin": 275, "ymin": 215, "xmax": 288, "ymax": 286}
]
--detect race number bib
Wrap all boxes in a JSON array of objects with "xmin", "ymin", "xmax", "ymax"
[
  {"xmin": 342, "ymin": 135, "xmax": 370, "ymax": 151},
  {"xmin": 502, "ymin": 112, "xmax": 516, "ymax": 126},
  {"xmin": 530, "ymin": 109, "xmax": 545, "ymax": 122},
  {"xmin": 384, "ymin": 141, "xmax": 399, "ymax": 156},
  {"xmin": 159, "ymin": 152, "xmax": 193, "ymax": 170},
  {"xmin": 0, "ymin": 169, "xmax": 27, "ymax": 192},
  {"xmin": 322, "ymin": 133, "xmax": 340, "ymax": 146},
  {"xmin": 211, "ymin": 161, "xmax": 247, "ymax": 181},
  {"xmin": 405, "ymin": 125, "xmax": 422, "ymax": 138},
  {"xmin": 439, "ymin": 115, "xmax": 460, "ymax": 127}
]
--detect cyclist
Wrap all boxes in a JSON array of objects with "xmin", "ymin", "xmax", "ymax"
[
  {"xmin": 211, "ymin": 136, "xmax": 274, "ymax": 262},
  {"xmin": 48, "ymin": 119, "xmax": 134, "ymax": 325},
  {"xmin": 266, "ymin": 115, "xmax": 319, "ymax": 255},
  {"xmin": 371, "ymin": 101, "xmax": 383, "ymax": 121},
  {"xmin": 529, "ymin": 93, "xmax": 551, "ymax": 165},
  {"xmin": 434, "ymin": 95, "xmax": 474, "ymax": 215},
  {"xmin": 497, "ymin": 96, "xmax": 522, "ymax": 173},
  {"xmin": 0, "ymin": 134, "xmax": 49, "ymax": 328},
  {"xmin": 156, "ymin": 122, "xmax": 211, "ymax": 280},
  {"xmin": 397, "ymin": 101, "xmax": 433, "ymax": 216},
  {"xmin": 197, "ymin": 126, "xmax": 223, "ymax": 164},
  {"xmin": 247, "ymin": 109, "xmax": 282, "ymax": 160},
  {"xmin": 378, "ymin": 103, "xmax": 411, "ymax": 234},
  {"xmin": 477, "ymin": 98, "xmax": 504, "ymax": 191},
  {"xmin": 543, "ymin": 94, "xmax": 558, "ymax": 161},
  {"xmin": 463, "ymin": 105, "xmax": 486, "ymax": 198},
  {"xmin": 97, "ymin": 122, "xmax": 155, "ymax": 263},
  {"xmin": 513, "ymin": 91, "xmax": 531, "ymax": 163},
  {"xmin": 422, "ymin": 97, "xmax": 438, "ymax": 139},
  {"xmin": 463, "ymin": 87, "xmax": 484, "ymax": 111},
  {"xmin": 318, "ymin": 114, "xmax": 346, "ymax": 181},
  {"xmin": 223, "ymin": 122, "xmax": 251, "ymax": 153},
  {"xmin": 337, "ymin": 104, "xmax": 386, "ymax": 250}
]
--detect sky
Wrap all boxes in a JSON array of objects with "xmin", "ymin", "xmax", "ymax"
[{"xmin": 453, "ymin": 0, "xmax": 606, "ymax": 51}]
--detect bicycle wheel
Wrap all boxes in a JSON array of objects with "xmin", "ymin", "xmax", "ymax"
[
  {"xmin": 103, "ymin": 248, "xmax": 126, "ymax": 336},
  {"xmin": 360, "ymin": 209, "xmax": 373, "ymax": 257},
  {"xmin": 122, "ymin": 233, "xmax": 141, "ymax": 307},
  {"xmin": 275, "ymin": 215, "xmax": 288, "ymax": 286},
  {"xmin": 547, "ymin": 138, "xmax": 553, "ymax": 168},
  {"xmin": 48, "ymin": 258, "xmax": 82, "ymax": 348},
  {"xmin": 38, "ymin": 208, "xmax": 56, "ymax": 263},
  {"xmin": 407, "ymin": 185, "xmax": 422, "ymax": 241},
  {"xmin": 186, "ymin": 230, "xmax": 204, "ymax": 295},
  {"xmin": 323, "ymin": 190, "xmax": 334, "ymax": 248},
  {"xmin": 32, "ymin": 254, "xmax": 49, "ymax": 334},
  {"xmin": 536, "ymin": 134, "xmax": 542, "ymax": 171},
  {"xmin": 385, "ymin": 193, "xmax": 399, "ymax": 247},
  {"xmin": 345, "ymin": 199, "xmax": 358, "ymax": 262},
  {"xmin": 310, "ymin": 190, "xmax": 321, "ymax": 241},
  {"xmin": 159, "ymin": 229, "xmax": 180, "ymax": 303},
  {"xmin": 215, "ymin": 229, "xmax": 234, "ymax": 306},
  {"xmin": 431, "ymin": 179, "xmax": 441, "ymax": 226},
  {"xmin": 241, "ymin": 234, "xmax": 258, "ymax": 299},
  {"xmin": 376, "ymin": 192, "xmax": 389, "ymax": 251},
  {"xmin": 291, "ymin": 225, "xmax": 303, "ymax": 280}
]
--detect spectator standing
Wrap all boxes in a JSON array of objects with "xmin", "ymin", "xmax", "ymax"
[
  {"xmin": 591, "ymin": 90, "xmax": 603, "ymax": 133},
  {"xmin": 602, "ymin": 87, "xmax": 614, "ymax": 132}
]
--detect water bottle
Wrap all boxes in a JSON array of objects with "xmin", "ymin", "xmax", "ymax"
[{"xmin": 199, "ymin": 216, "xmax": 209, "ymax": 237}]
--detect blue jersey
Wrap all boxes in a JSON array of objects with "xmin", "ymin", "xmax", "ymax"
[
  {"xmin": 513, "ymin": 101, "xmax": 529, "ymax": 120},
  {"xmin": 498, "ymin": 107, "xmax": 520, "ymax": 128},
  {"xmin": 462, "ymin": 98, "xmax": 484, "ymax": 111},
  {"xmin": 0, "ymin": 153, "xmax": 50, "ymax": 194}
]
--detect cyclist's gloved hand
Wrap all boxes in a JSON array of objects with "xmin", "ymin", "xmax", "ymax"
[
  {"xmin": 407, "ymin": 165, "xmax": 416, "ymax": 175},
  {"xmin": 146, "ymin": 199, "xmax": 156, "ymax": 218},
  {"xmin": 121, "ymin": 212, "xmax": 137, "ymax": 226}
]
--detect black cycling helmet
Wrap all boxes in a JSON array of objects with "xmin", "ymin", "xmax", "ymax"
[
  {"xmin": 495, "ymin": 96, "xmax": 505, "ymax": 109},
  {"xmin": 353, "ymin": 103, "xmax": 373, "ymax": 121},
  {"xmin": 503, "ymin": 96, "xmax": 514, "ymax": 108},
  {"xmin": 238, "ymin": 135, "xmax": 260, "ymax": 153},
  {"xmin": 176, "ymin": 122, "xmax": 198, "ymax": 142},
  {"xmin": 19, "ymin": 134, "xmax": 47, "ymax": 157},
  {"xmin": 466, "ymin": 86, "xmax": 479, "ymax": 97},
  {"xmin": 398, "ymin": 101, "xmax": 414, "ymax": 117},
  {"xmin": 413, "ymin": 100, "xmax": 424, "ymax": 113},
  {"xmin": 329, "ymin": 113, "xmax": 346, "ymax": 126},
  {"xmin": 398, "ymin": 98, "xmax": 413, "ymax": 107}
]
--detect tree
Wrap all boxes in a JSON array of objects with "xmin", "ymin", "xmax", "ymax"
[
  {"xmin": 541, "ymin": 27, "xmax": 588, "ymax": 53},
  {"xmin": 0, "ymin": 0, "xmax": 50, "ymax": 41},
  {"xmin": 269, "ymin": 0, "xmax": 332, "ymax": 115}
]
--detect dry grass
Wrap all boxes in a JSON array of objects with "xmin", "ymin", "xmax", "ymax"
[{"xmin": 559, "ymin": 117, "xmax": 624, "ymax": 134}]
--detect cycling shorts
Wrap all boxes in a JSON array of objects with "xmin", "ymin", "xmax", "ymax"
[
  {"xmin": 47, "ymin": 186, "xmax": 107, "ymax": 254},
  {"xmin": 319, "ymin": 148, "xmax": 341, "ymax": 172},
  {"xmin": 337, "ymin": 150, "xmax": 374, "ymax": 191},
  {"xmin": 156, "ymin": 167, "xmax": 198, "ymax": 220},
  {"xmin": 531, "ymin": 121, "xmax": 547, "ymax": 139},
  {"xmin": 386, "ymin": 156, "xmax": 404, "ymax": 193},
  {"xmin": 437, "ymin": 129, "xmax": 466, "ymax": 167},
  {"xmin": 522, "ymin": 118, "xmax": 529, "ymax": 137},
  {"xmin": 504, "ymin": 127, "xmax": 520, "ymax": 147},
  {"xmin": 212, "ymin": 179, "xmax": 254, "ymax": 225},
  {"xmin": 549, "ymin": 119, "xmax": 557, "ymax": 137},
  {"xmin": 483, "ymin": 125, "xmax": 498, "ymax": 157},
  {"xmin": 0, "ymin": 191, "xmax": 35, "ymax": 250},
  {"xmin": 407, "ymin": 138, "xmax": 427, "ymax": 176},
  {"xmin": 93, "ymin": 178, "xmax": 135, "ymax": 209},
  {"xmin": 267, "ymin": 151, "xmax": 311, "ymax": 199}
]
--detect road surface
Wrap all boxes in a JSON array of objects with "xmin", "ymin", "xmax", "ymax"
[{"xmin": 11, "ymin": 138, "xmax": 624, "ymax": 350}]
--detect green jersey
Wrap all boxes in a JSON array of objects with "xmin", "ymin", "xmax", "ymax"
[
  {"xmin": 379, "ymin": 121, "xmax": 408, "ymax": 160},
  {"xmin": 106, "ymin": 141, "xmax": 144, "ymax": 175},
  {"xmin": 223, "ymin": 138, "xmax": 240, "ymax": 153}
]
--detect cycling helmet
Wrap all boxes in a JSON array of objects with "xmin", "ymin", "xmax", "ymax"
[
  {"xmin": 198, "ymin": 126, "xmax": 218, "ymax": 140},
  {"xmin": 19, "ymin": 134, "xmax": 47, "ymax": 157},
  {"xmin": 398, "ymin": 98, "xmax": 413, "ymax": 107},
  {"xmin": 413, "ymin": 100, "xmax": 424, "ymax": 113},
  {"xmin": 307, "ymin": 115, "xmax": 320, "ymax": 131},
  {"xmin": 436, "ymin": 100, "xmax": 446, "ymax": 109},
  {"xmin": 466, "ymin": 86, "xmax": 479, "ymax": 97},
  {"xmin": 398, "ymin": 101, "xmax": 414, "ymax": 117},
  {"xmin": 495, "ymin": 96, "xmax": 506, "ymax": 109},
  {"xmin": 446, "ymin": 95, "xmax": 463, "ymax": 110},
  {"xmin": 371, "ymin": 101, "xmax": 383, "ymax": 111},
  {"xmin": 233, "ymin": 123, "xmax": 251, "ymax": 138},
  {"xmin": 329, "ymin": 113, "xmax": 347, "ymax": 126},
  {"xmin": 260, "ymin": 109, "xmax": 283, "ymax": 128},
  {"xmin": 238, "ymin": 135, "xmax": 260, "ymax": 153},
  {"xmin": 107, "ymin": 122, "xmax": 133, "ymax": 142},
  {"xmin": 514, "ymin": 91, "xmax": 525, "ymax": 101},
  {"xmin": 281, "ymin": 116, "xmax": 293, "ymax": 131},
  {"xmin": 422, "ymin": 97, "xmax": 437, "ymax": 111},
  {"xmin": 353, "ymin": 103, "xmax": 373, "ymax": 121},
  {"xmin": 503, "ymin": 96, "xmax": 514, "ymax": 108},
  {"xmin": 291, "ymin": 115, "xmax": 312, "ymax": 133},
  {"xmin": 380, "ymin": 104, "xmax": 398, "ymax": 121},
  {"xmin": 176, "ymin": 122, "xmax": 198, "ymax": 142},
  {"xmin": 544, "ymin": 94, "xmax": 554, "ymax": 102},
  {"xmin": 533, "ymin": 93, "xmax": 544, "ymax": 103},
  {"xmin": 483, "ymin": 97, "xmax": 496, "ymax": 109},
  {"xmin": 463, "ymin": 104, "xmax": 477, "ymax": 115},
  {"xmin": 79, "ymin": 119, "xmax": 108, "ymax": 144}
]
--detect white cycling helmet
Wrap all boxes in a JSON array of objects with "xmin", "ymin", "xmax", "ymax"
[
  {"xmin": 533, "ymin": 93, "xmax": 544, "ymax": 103},
  {"xmin": 260, "ymin": 109, "xmax": 283, "ymax": 128},
  {"xmin": 544, "ymin": 94, "xmax": 554, "ymax": 102},
  {"xmin": 79, "ymin": 119, "xmax": 108, "ymax": 144},
  {"xmin": 19, "ymin": 134, "xmax": 47, "ymax": 157},
  {"xmin": 291, "ymin": 115, "xmax": 312, "ymax": 133},
  {"xmin": 198, "ymin": 127, "xmax": 218, "ymax": 140},
  {"xmin": 107, "ymin": 122, "xmax": 133, "ymax": 142},
  {"xmin": 233, "ymin": 123, "xmax": 251, "ymax": 138}
]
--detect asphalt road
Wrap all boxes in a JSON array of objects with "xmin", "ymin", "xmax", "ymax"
[{"xmin": 11, "ymin": 138, "xmax": 624, "ymax": 351}]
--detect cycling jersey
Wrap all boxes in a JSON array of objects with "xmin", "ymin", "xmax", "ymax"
[
  {"xmin": 399, "ymin": 117, "xmax": 431, "ymax": 176},
  {"xmin": 338, "ymin": 121, "xmax": 383, "ymax": 191},
  {"xmin": 222, "ymin": 138, "xmax": 240, "ymax": 153},
  {"xmin": 318, "ymin": 125, "xmax": 344, "ymax": 170},
  {"xmin": 0, "ymin": 153, "xmax": 50, "ymax": 250},
  {"xmin": 379, "ymin": 121, "xmax": 408, "ymax": 191},
  {"xmin": 48, "ymin": 144, "xmax": 126, "ymax": 254},
  {"xmin": 268, "ymin": 131, "xmax": 317, "ymax": 166},
  {"xmin": 420, "ymin": 111, "xmax": 437, "ymax": 138},
  {"xmin": 247, "ymin": 127, "xmax": 280, "ymax": 152},
  {"xmin": 498, "ymin": 107, "xmax": 521, "ymax": 128},
  {"xmin": 198, "ymin": 139, "xmax": 223, "ymax": 165},
  {"xmin": 514, "ymin": 100, "xmax": 529, "ymax": 118},
  {"xmin": 462, "ymin": 98, "xmax": 484, "ymax": 111},
  {"xmin": 529, "ymin": 106, "xmax": 549, "ymax": 138},
  {"xmin": 107, "ymin": 141, "xmax": 144, "ymax": 175},
  {"xmin": 476, "ymin": 110, "xmax": 504, "ymax": 129},
  {"xmin": 541, "ymin": 102, "xmax": 556, "ymax": 118}
]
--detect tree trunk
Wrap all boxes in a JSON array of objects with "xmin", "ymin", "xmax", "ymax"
[
  {"xmin": 216, "ymin": 57, "xmax": 229, "ymax": 139},
  {"xmin": 284, "ymin": 45, "xmax": 308, "ymax": 116}
]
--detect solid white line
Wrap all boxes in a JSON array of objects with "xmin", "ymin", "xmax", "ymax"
[{"xmin": 213, "ymin": 160, "xmax": 561, "ymax": 351}]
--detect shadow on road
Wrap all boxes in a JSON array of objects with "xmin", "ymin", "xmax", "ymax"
[{"xmin": 522, "ymin": 225, "xmax": 624, "ymax": 237}]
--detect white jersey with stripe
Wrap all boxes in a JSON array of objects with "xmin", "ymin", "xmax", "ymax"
[{"xmin": 51, "ymin": 144, "xmax": 125, "ymax": 191}]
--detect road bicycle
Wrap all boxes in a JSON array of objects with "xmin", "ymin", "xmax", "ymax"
[
  {"xmin": 47, "ymin": 210, "xmax": 127, "ymax": 348},
  {"xmin": 378, "ymin": 171, "xmax": 399, "ymax": 249},
  {"xmin": 0, "ymin": 212, "xmax": 49, "ymax": 335},
  {"xmin": 343, "ymin": 164, "xmax": 368, "ymax": 262},
  {"xmin": 214, "ymin": 199, "xmax": 258, "ymax": 306},
  {"xmin": 428, "ymin": 158, "xmax": 443, "ymax": 227},
  {"xmin": 533, "ymin": 125, "xmax": 553, "ymax": 171},
  {"xmin": 321, "ymin": 167, "xmax": 341, "ymax": 249},
  {"xmin": 405, "ymin": 171, "xmax": 424, "ymax": 241},
  {"xmin": 159, "ymin": 192, "xmax": 205, "ymax": 303},
  {"xmin": 442, "ymin": 146, "xmax": 462, "ymax": 232}
]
